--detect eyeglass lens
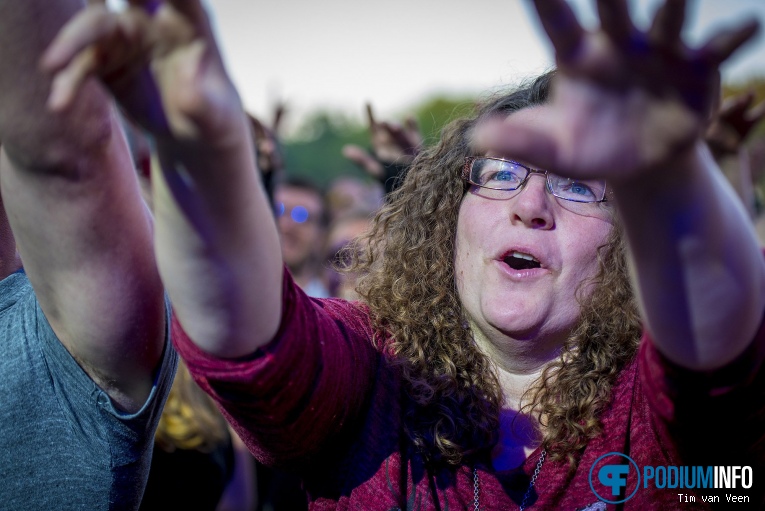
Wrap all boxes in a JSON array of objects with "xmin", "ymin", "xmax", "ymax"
[
  {"xmin": 276, "ymin": 202, "xmax": 311, "ymax": 223},
  {"xmin": 469, "ymin": 158, "xmax": 605, "ymax": 203}
]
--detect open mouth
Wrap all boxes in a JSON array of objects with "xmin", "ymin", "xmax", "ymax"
[{"xmin": 503, "ymin": 251, "xmax": 541, "ymax": 271}]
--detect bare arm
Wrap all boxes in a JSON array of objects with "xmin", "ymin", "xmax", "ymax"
[
  {"xmin": 480, "ymin": 0, "xmax": 765, "ymax": 371},
  {"xmin": 612, "ymin": 142, "xmax": 765, "ymax": 369},
  {"xmin": 43, "ymin": 0, "xmax": 283, "ymax": 358},
  {"xmin": 0, "ymin": 0, "xmax": 165, "ymax": 411}
]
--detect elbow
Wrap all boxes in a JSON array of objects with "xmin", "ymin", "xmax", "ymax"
[{"xmin": 3, "ymin": 101, "xmax": 116, "ymax": 179}]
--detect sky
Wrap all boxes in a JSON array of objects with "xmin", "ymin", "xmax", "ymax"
[{"xmin": 199, "ymin": 0, "xmax": 765, "ymax": 132}]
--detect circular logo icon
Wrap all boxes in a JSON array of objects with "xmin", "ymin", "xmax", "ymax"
[{"xmin": 588, "ymin": 452, "xmax": 641, "ymax": 504}]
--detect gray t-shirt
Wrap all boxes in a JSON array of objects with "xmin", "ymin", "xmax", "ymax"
[{"xmin": 0, "ymin": 270, "xmax": 177, "ymax": 510}]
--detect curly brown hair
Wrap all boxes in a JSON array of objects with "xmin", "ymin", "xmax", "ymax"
[{"xmin": 351, "ymin": 70, "xmax": 641, "ymax": 468}]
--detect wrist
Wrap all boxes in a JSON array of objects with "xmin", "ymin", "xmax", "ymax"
[
  {"xmin": 608, "ymin": 140, "xmax": 707, "ymax": 201},
  {"xmin": 153, "ymin": 109, "xmax": 251, "ymax": 158}
]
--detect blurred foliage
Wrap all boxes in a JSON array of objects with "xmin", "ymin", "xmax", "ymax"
[
  {"xmin": 282, "ymin": 111, "xmax": 370, "ymax": 188},
  {"xmin": 411, "ymin": 96, "xmax": 477, "ymax": 146},
  {"xmin": 722, "ymin": 76, "xmax": 765, "ymax": 141},
  {"xmin": 282, "ymin": 96, "xmax": 476, "ymax": 188},
  {"xmin": 281, "ymin": 76, "xmax": 765, "ymax": 188},
  {"xmin": 722, "ymin": 76, "xmax": 765, "ymax": 103}
]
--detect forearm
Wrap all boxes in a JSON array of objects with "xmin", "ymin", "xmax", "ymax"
[
  {"xmin": 153, "ymin": 117, "xmax": 283, "ymax": 358},
  {"xmin": 613, "ymin": 142, "xmax": 765, "ymax": 370}
]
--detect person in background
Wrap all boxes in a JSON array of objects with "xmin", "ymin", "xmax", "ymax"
[
  {"xmin": 324, "ymin": 212, "xmax": 373, "ymax": 300},
  {"xmin": 274, "ymin": 177, "xmax": 330, "ymax": 298},
  {"xmin": 324, "ymin": 175, "xmax": 383, "ymax": 225},
  {"xmin": 140, "ymin": 361, "xmax": 256, "ymax": 511},
  {"xmin": 0, "ymin": 0, "xmax": 176, "ymax": 509},
  {"xmin": 706, "ymin": 90, "xmax": 765, "ymax": 241},
  {"xmin": 46, "ymin": 0, "xmax": 765, "ymax": 508}
]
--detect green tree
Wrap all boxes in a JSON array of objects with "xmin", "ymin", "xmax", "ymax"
[
  {"xmin": 282, "ymin": 95, "xmax": 477, "ymax": 187},
  {"xmin": 722, "ymin": 76, "xmax": 765, "ymax": 140}
]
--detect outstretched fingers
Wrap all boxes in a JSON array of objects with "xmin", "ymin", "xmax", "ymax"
[
  {"xmin": 717, "ymin": 91, "xmax": 765, "ymax": 141},
  {"xmin": 471, "ymin": 114, "xmax": 561, "ymax": 173},
  {"xmin": 596, "ymin": 0, "xmax": 635, "ymax": 45},
  {"xmin": 342, "ymin": 144, "xmax": 384, "ymax": 178},
  {"xmin": 699, "ymin": 19, "xmax": 760, "ymax": 67},
  {"xmin": 648, "ymin": 0, "xmax": 686, "ymax": 48},
  {"xmin": 41, "ymin": 5, "xmax": 116, "ymax": 73},
  {"xmin": 272, "ymin": 103, "xmax": 286, "ymax": 134},
  {"xmin": 42, "ymin": 5, "xmax": 153, "ymax": 111},
  {"xmin": 41, "ymin": 6, "xmax": 124, "ymax": 110},
  {"xmin": 47, "ymin": 47, "xmax": 100, "ymax": 111},
  {"xmin": 366, "ymin": 102, "xmax": 380, "ymax": 133},
  {"xmin": 530, "ymin": 0, "xmax": 585, "ymax": 65}
]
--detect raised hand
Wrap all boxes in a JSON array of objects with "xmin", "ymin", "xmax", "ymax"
[
  {"xmin": 365, "ymin": 103, "xmax": 422, "ymax": 165},
  {"xmin": 706, "ymin": 91, "xmax": 765, "ymax": 157},
  {"xmin": 343, "ymin": 103, "xmax": 422, "ymax": 179},
  {"xmin": 248, "ymin": 105, "xmax": 286, "ymax": 204},
  {"xmin": 250, "ymin": 110, "xmax": 285, "ymax": 172},
  {"xmin": 41, "ymin": 0, "xmax": 242, "ymax": 146},
  {"xmin": 478, "ymin": 0, "xmax": 759, "ymax": 184}
]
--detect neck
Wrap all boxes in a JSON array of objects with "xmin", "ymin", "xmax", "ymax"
[
  {"xmin": 471, "ymin": 328, "xmax": 563, "ymax": 470},
  {"xmin": 488, "ymin": 364, "xmax": 549, "ymax": 471},
  {"xmin": 473, "ymin": 326, "xmax": 564, "ymax": 384}
]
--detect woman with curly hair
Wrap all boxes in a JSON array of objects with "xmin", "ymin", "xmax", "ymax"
[{"xmin": 46, "ymin": 0, "xmax": 765, "ymax": 509}]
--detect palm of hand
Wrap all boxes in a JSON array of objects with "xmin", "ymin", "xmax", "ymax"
[{"xmin": 542, "ymin": 32, "xmax": 706, "ymax": 183}]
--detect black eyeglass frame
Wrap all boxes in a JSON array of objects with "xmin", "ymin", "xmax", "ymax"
[{"xmin": 462, "ymin": 156, "xmax": 608, "ymax": 204}]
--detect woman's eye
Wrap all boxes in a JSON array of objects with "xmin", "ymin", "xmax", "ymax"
[
  {"xmin": 561, "ymin": 181, "xmax": 595, "ymax": 198},
  {"xmin": 571, "ymin": 182, "xmax": 594, "ymax": 196},
  {"xmin": 491, "ymin": 170, "xmax": 518, "ymax": 182}
]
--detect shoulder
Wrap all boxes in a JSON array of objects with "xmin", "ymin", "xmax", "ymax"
[{"xmin": 314, "ymin": 298, "xmax": 375, "ymax": 336}]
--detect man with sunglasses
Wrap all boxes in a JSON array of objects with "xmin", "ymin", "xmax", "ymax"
[{"xmin": 274, "ymin": 177, "xmax": 330, "ymax": 298}]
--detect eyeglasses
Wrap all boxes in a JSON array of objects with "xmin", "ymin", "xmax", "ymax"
[
  {"xmin": 462, "ymin": 157, "xmax": 607, "ymax": 204},
  {"xmin": 275, "ymin": 202, "xmax": 316, "ymax": 223}
]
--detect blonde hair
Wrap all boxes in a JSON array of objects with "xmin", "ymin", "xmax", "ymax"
[{"xmin": 154, "ymin": 360, "xmax": 230, "ymax": 453}]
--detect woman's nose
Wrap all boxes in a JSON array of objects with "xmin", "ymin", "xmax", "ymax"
[{"xmin": 508, "ymin": 173, "xmax": 554, "ymax": 229}]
